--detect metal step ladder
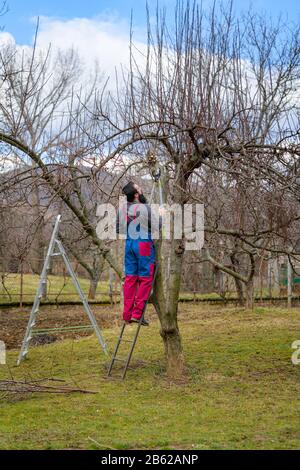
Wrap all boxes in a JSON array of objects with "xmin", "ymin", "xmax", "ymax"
[
  {"xmin": 17, "ymin": 215, "xmax": 108, "ymax": 365},
  {"xmin": 107, "ymin": 264, "xmax": 158, "ymax": 380}
]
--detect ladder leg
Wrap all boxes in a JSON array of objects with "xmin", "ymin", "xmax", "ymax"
[
  {"xmin": 122, "ymin": 321, "xmax": 143, "ymax": 379},
  {"xmin": 121, "ymin": 263, "xmax": 159, "ymax": 378},
  {"xmin": 56, "ymin": 240, "xmax": 108, "ymax": 355},
  {"xmin": 108, "ymin": 262, "xmax": 159, "ymax": 378},
  {"xmin": 17, "ymin": 215, "xmax": 62, "ymax": 365},
  {"xmin": 107, "ymin": 322, "xmax": 126, "ymax": 376}
]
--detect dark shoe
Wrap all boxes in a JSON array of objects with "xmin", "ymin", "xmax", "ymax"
[{"xmin": 131, "ymin": 317, "xmax": 149, "ymax": 326}]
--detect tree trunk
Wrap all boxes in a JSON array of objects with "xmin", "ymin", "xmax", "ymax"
[
  {"xmin": 230, "ymin": 254, "xmax": 245, "ymax": 306},
  {"xmin": 244, "ymin": 279, "xmax": 254, "ymax": 309},
  {"xmin": 32, "ymin": 183, "xmax": 45, "ymax": 274},
  {"xmin": 234, "ymin": 276, "xmax": 245, "ymax": 306},
  {"xmin": 160, "ymin": 317, "xmax": 184, "ymax": 376},
  {"xmin": 153, "ymin": 236, "xmax": 185, "ymax": 377},
  {"xmin": 88, "ymin": 256, "xmax": 105, "ymax": 299},
  {"xmin": 150, "ymin": 165, "xmax": 187, "ymax": 377},
  {"xmin": 88, "ymin": 277, "xmax": 99, "ymax": 300}
]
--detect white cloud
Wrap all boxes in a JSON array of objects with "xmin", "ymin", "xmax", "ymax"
[
  {"xmin": 0, "ymin": 14, "xmax": 148, "ymax": 90},
  {"xmin": 0, "ymin": 31, "xmax": 15, "ymax": 47},
  {"xmin": 34, "ymin": 15, "xmax": 147, "ymax": 85},
  {"xmin": 0, "ymin": 15, "xmax": 149, "ymax": 172}
]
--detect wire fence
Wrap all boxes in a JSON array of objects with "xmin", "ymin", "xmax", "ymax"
[
  {"xmin": 1, "ymin": 254, "xmax": 300, "ymax": 308},
  {"xmin": 0, "ymin": 256, "xmax": 122, "ymax": 307}
]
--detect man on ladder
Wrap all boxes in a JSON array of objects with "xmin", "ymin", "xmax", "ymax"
[
  {"xmin": 108, "ymin": 161, "xmax": 163, "ymax": 379},
  {"xmin": 116, "ymin": 181, "xmax": 160, "ymax": 327}
]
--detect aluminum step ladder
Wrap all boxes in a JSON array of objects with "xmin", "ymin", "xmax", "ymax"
[
  {"xmin": 17, "ymin": 214, "xmax": 108, "ymax": 365},
  {"xmin": 107, "ymin": 264, "xmax": 158, "ymax": 379}
]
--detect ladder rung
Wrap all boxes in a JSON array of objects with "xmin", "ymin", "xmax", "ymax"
[
  {"xmin": 121, "ymin": 339, "xmax": 135, "ymax": 343},
  {"xmin": 32, "ymin": 325, "xmax": 93, "ymax": 335}
]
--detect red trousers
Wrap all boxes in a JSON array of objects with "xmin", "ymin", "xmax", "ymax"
[{"xmin": 123, "ymin": 239, "xmax": 155, "ymax": 321}]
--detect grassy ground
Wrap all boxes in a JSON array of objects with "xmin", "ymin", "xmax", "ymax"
[
  {"xmin": 0, "ymin": 304, "xmax": 299, "ymax": 449},
  {"xmin": 0, "ymin": 273, "xmax": 283, "ymax": 305},
  {"xmin": 0, "ymin": 273, "xmax": 224, "ymax": 304},
  {"xmin": 0, "ymin": 273, "xmax": 112, "ymax": 303}
]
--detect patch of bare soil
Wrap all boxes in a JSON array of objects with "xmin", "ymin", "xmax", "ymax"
[
  {"xmin": 0, "ymin": 304, "xmax": 123, "ymax": 350},
  {"xmin": 0, "ymin": 303, "xmax": 159, "ymax": 350}
]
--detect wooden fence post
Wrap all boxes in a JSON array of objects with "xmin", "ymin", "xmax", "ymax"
[{"xmin": 287, "ymin": 256, "xmax": 293, "ymax": 309}]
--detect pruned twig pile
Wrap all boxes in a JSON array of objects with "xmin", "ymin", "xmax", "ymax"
[{"xmin": 0, "ymin": 378, "xmax": 97, "ymax": 395}]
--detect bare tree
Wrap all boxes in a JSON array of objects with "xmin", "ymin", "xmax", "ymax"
[
  {"xmin": 87, "ymin": 1, "xmax": 300, "ymax": 374},
  {"xmin": 0, "ymin": 33, "xmax": 123, "ymax": 280},
  {"xmin": 0, "ymin": 1, "xmax": 299, "ymax": 376}
]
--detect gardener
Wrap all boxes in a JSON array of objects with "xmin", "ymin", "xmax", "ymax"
[{"xmin": 116, "ymin": 181, "xmax": 159, "ymax": 326}]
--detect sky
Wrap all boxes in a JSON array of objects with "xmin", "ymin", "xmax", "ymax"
[
  {"xmin": 0, "ymin": 0, "xmax": 299, "ymax": 89},
  {"xmin": 0, "ymin": 0, "xmax": 298, "ymax": 170},
  {"xmin": 1, "ymin": 0, "xmax": 299, "ymax": 45}
]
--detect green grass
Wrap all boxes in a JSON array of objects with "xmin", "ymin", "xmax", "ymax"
[
  {"xmin": 1, "ymin": 273, "xmax": 285, "ymax": 305},
  {"xmin": 180, "ymin": 287, "xmax": 284, "ymax": 301},
  {"xmin": 1, "ymin": 273, "xmax": 220, "ymax": 304},
  {"xmin": 0, "ymin": 273, "xmax": 112, "ymax": 303},
  {"xmin": 0, "ymin": 304, "xmax": 300, "ymax": 449}
]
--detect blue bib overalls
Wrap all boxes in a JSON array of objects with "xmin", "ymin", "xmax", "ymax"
[{"xmin": 118, "ymin": 202, "xmax": 155, "ymax": 321}]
